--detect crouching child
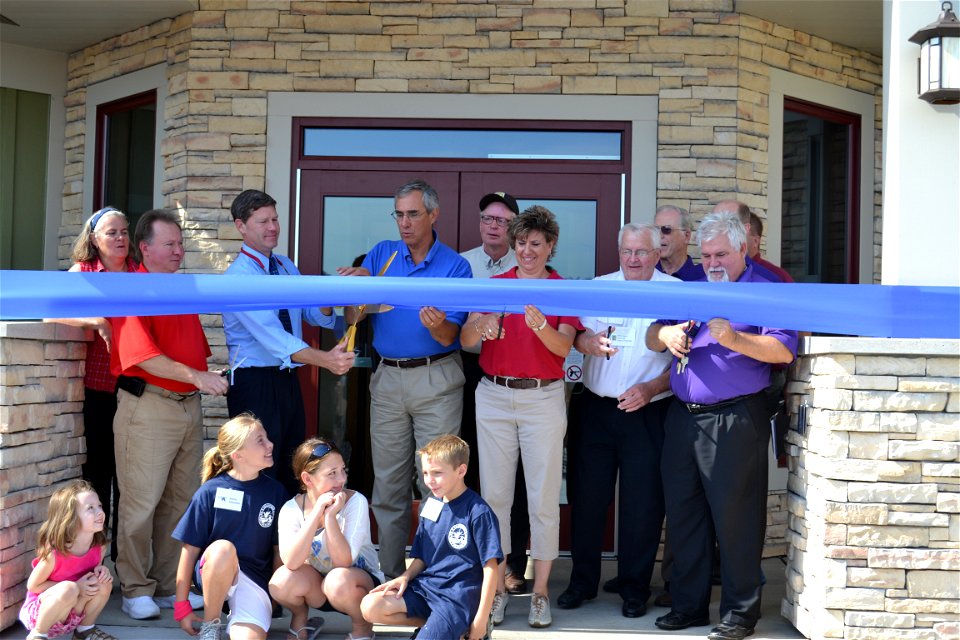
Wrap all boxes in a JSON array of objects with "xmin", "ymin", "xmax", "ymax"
[{"xmin": 360, "ymin": 435, "xmax": 502, "ymax": 640}]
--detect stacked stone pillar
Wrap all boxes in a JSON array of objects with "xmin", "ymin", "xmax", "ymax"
[
  {"xmin": 0, "ymin": 322, "xmax": 88, "ymax": 630},
  {"xmin": 783, "ymin": 337, "xmax": 959, "ymax": 639}
]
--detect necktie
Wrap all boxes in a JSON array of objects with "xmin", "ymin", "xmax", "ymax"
[{"xmin": 268, "ymin": 255, "xmax": 294, "ymax": 335}]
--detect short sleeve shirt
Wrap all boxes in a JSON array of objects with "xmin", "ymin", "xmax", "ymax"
[
  {"xmin": 109, "ymin": 265, "xmax": 211, "ymax": 393},
  {"xmin": 658, "ymin": 264, "xmax": 799, "ymax": 405},
  {"xmin": 276, "ymin": 491, "xmax": 383, "ymax": 582},
  {"xmin": 172, "ymin": 473, "xmax": 288, "ymax": 593},
  {"xmin": 361, "ymin": 233, "xmax": 473, "ymax": 359},
  {"xmin": 478, "ymin": 268, "xmax": 584, "ymax": 379},
  {"xmin": 409, "ymin": 489, "xmax": 502, "ymax": 628}
]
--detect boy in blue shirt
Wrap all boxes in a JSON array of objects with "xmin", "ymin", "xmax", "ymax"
[{"xmin": 361, "ymin": 435, "xmax": 502, "ymax": 639}]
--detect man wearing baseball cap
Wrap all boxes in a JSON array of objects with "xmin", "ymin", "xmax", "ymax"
[
  {"xmin": 460, "ymin": 191, "xmax": 531, "ymax": 595},
  {"xmin": 461, "ymin": 192, "xmax": 520, "ymax": 277}
]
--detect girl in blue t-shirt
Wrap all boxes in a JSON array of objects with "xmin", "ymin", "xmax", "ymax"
[
  {"xmin": 269, "ymin": 438, "xmax": 383, "ymax": 640},
  {"xmin": 171, "ymin": 414, "xmax": 288, "ymax": 640}
]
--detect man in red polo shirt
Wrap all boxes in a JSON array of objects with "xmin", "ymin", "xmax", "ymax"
[{"xmin": 110, "ymin": 209, "xmax": 228, "ymax": 620}]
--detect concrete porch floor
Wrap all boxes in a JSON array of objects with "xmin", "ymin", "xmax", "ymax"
[{"xmin": 1, "ymin": 557, "xmax": 803, "ymax": 640}]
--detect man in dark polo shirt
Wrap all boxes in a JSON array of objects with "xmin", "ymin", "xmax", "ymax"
[
  {"xmin": 646, "ymin": 211, "xmax": 798, "ymax": 640},
  {"xmin": 342, "ymin": 179, "xmax": 472, "ymax": 579},
  {"xmin": 110, "ymin": 209, "xmax": 229, "ymax": 620},
  {"xmin": 654, "ymin": 205, "xmax": 704, "ymax": 282}
]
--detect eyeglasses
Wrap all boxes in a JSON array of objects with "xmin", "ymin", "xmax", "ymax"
[
  {"xmin": 391, "ymin": 210, "xmax": 426, "ymax": 221},
  {"xmin": 480, "ymin": 215, "xmax": 511, "ymax": 228},
  {"xmin": 309, "ymin": 442, "xmax": 336, "ymax": 461},
  {"xmin": 659, "ymin": 225, "xmax": 686, "ymax": 236},
  {"xmin": 620, "ymin": 248, "xmax": 655, "ymax": 258}
]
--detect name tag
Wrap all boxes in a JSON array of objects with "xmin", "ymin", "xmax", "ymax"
[
  {"xmin": 609, "ymin": 325, "xmax": 638, "ymax": 348},
  {"xmin": 214, "ymin": 487, "xmax": 244, "ymax": 512},
  {"xmin": 421, "ymin": 497, "xmax": 444, "ymax": 522}
]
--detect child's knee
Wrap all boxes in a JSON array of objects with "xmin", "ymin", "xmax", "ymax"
[
  {"xmin": 203, "ymin": 539, "xmax": 238, "ymax": 565},
  {"xmin": 359, "ymin": 592, "xmax": 381, "ymax": 621},
  {"xmin": 49, "ymin": 581, "xmax": 81, "ymax": 604}
]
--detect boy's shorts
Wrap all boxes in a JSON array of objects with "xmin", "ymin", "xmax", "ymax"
[
  {"xmin": 403, "ymin": 582, "xmax": 470, "ymax": 640},
  {"xmin": 196, "ymin": 557, "xmax": 271, "ymax": 634}
]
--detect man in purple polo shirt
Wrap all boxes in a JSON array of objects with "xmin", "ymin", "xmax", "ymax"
[{"xmin": 645, "ymin": 211, "xmax": 798, "ymax": 640}]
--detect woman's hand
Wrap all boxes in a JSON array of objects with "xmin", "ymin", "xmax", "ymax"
[{"xmin": 524, "ymin": 305, "xmax": 548, "ymax": 332}]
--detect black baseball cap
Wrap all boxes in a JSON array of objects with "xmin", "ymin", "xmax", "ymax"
[{"xmin": 479, "ymin": 192, "xmax": 520, "ymax": 216}]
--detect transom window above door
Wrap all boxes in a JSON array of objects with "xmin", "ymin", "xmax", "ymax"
[{"xmin": 303, "ymin": 127, "xmax": 622, "ymax": 160}]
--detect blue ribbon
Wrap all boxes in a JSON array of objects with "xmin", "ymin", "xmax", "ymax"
[{"xmin": 1, "ymin": 270, "xmax": 957, "ymax": 339}]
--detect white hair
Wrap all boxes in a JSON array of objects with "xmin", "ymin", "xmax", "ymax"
[{"xmin": 696, "ymin": 211, "xmax": 746, "ymax": 250}]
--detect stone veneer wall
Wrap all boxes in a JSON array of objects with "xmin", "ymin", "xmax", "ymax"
[
  {"xmin": 55, "ymin": 0, "xmax": 883, "ymax": 281},
  {"xmin": 783, "ymin": 337, "xmax": 960, "ymax": 640},
  {"xmin": 0, "ymin": 322, "xmax": 88, "ymax": 631}
]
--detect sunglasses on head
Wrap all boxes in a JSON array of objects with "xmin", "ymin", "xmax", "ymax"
[{"xmin": 309, "ymin": 442, "xmax": 337, "ymax": 461}]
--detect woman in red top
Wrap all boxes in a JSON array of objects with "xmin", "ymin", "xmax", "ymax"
[
  {"xmin": 49, "ymin": 207, "xmax": 137, "ymax": 560},
  {"xmin": 461, "ymin": 205, "xmax": 581, "ymax": 630}
]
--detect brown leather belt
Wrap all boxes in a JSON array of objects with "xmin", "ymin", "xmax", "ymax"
[
  {"xmin": 484, "ymin": 374, "xmax": 560, "ymax": 390},
  {"xmin": 380, "ymin": 351, "xmax": 456, "ymax": 369},
  {"xmin": 145, "ymin": 383, "xmax": 198, "ymax": 402}
]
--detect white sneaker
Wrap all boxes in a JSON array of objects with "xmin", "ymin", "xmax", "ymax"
[
  {"xmin": 197, "ymin": 618, "xmax": 222, "ymax": 640},
  {"xmin": 491, "ymin": 591, "xmax": 508, "ymax": 625},
  {"xmin": 121, "ymin": 595, "xmax": 160, "ymax": 620},
  {"xmin": 155, "ymin": 592, "xmax": 204, "ymax": 610},
  {"xmin": 529, "ymin": 594, "xmax": 552, "ymax": 628}
]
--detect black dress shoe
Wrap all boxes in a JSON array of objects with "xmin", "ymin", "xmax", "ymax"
[
  {"xmin": 655, "ymin": 610, "xmax": 711, "ymax": 631},
  {"xmin": 557, "ymin": 588, "xmax": 596, "ymax": 610},
  {"xmin": 707, "ymin": 622, "xmax": 755, "ymax": 640},
  {"xmin": 602, "ymin": 576, "xmax": 620, "ymax": 593},
  {"xmin": 621, "ymin": 598, "xmax": 647, "ymax": 618}
]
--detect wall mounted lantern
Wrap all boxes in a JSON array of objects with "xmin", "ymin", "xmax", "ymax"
[{"xmin": 909, "ymin": 1, "xmax": 960, "ymax": 104}]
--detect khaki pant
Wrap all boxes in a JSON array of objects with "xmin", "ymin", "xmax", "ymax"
[
  {"xmin": 476, "ymin": 377, "xmax": 566, "ymax": 561},
  {"xmin": 369, "ymin": 354, "xmax": 464, "ymax": 578},
  {"xmin": 113, "ymin": 388, "xmax": 202, "ymax": 598}
]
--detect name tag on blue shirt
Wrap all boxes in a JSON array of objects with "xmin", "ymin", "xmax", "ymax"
[
  {"xmin": 421, "ymin": 497, "xmax": 444, "ymax": 522},
  {"xmin": 214, "ymin": 487, "xmax": 244, "ymax": 512}
]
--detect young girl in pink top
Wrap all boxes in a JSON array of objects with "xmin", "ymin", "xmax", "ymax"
[{"xmin": 20, "ymin": 479, "xmax": 116, "ymax": 640}]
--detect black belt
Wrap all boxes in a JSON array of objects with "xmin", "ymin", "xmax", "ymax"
[
  {"xmin": 381, "ymin": 351, "xmax": 456, "ymax": 369},
  {"xmin": 236, "ymin": 366, "xmax": 295, "ymax": 374},
  {"xmin": 683, "ymin": 392, "xmax": 760, "ymax": 414},
  {"xmin": 485, "ymin": 374, "xmax": 560, "ymax": 390}
]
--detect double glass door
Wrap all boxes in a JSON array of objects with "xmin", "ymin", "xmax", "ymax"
[{"xmin": 293, "ymin": 163, "xmax": 624, "ymax": 552}]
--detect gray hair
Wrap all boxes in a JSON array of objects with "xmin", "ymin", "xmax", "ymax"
[
  {"xmin": 655, "ymin": 205, "xmax": 691, "ymax": 231},
  {"xmin": 395, "ymin": 179, "xmax": 439, "ymax": 212},
  {"xmin": 618, "ymin": 222, "xmax": 661, "ymax": 249},
  {"xmin": 696, "ymin": 211, "xmax": 746, "ymax": 250}
]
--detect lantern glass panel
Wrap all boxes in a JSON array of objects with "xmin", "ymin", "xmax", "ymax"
[
  {"xmin": 944, "ymin": 36, "xmax": 960, "ymax": 88},
  {"xmin": 931, "ymin": 37, "xmax": 942, "ymax": 90}
]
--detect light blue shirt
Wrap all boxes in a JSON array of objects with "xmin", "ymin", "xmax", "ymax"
[{"xmin": 223, "ymin": 244, "xmax": 336, "ymax": 369}]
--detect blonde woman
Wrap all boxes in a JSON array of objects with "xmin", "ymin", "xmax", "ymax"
[
  {"xmin": 171, "ymin": 415, "xmax": 288, "ymax": 640},
  {"xmin": 47, "ymin": 207, "xmax": 137, "ymax": 560}
]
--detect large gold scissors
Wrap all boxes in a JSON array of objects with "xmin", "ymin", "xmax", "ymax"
[{"xmin": 342, "ymin": 250, "xmax": 397, "ymax": 351}]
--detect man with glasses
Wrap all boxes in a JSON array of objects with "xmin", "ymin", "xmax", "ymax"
[
  {"xmin": 654, "ymin": 205, "xmax": 704, "ymax": 282},
  {"xmin": 559, "ymin": 223, "xmax": 675, "ymax": 619},
  {"xmin": 459, "ymin": 192, "xmax": 531, "ymax": 595},
  {"xmin": 646, "ymin": 212, "xmax": 797, "ymax": 640},
  {"xmin": 342, "ymin": 179, "xmax": 473, "ymax": 579}
]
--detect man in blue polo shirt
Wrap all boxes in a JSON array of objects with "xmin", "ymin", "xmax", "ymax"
[{"xmin": 342, "ymin": 179, "xmax": 473, "ymax": 578}]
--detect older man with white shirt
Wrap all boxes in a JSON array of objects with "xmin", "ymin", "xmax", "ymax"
[{"xmin": 558, "ymin": 222, "xmax": 676, "ymax": 619}]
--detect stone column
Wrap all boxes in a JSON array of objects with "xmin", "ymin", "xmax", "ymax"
[
  {"xmin": 0, "ymin": 321, "xmax": 88, "ymax": 630},
  {"xmin": 783, "ymin": 337, "xmax": 959, "ymax": 639}
]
